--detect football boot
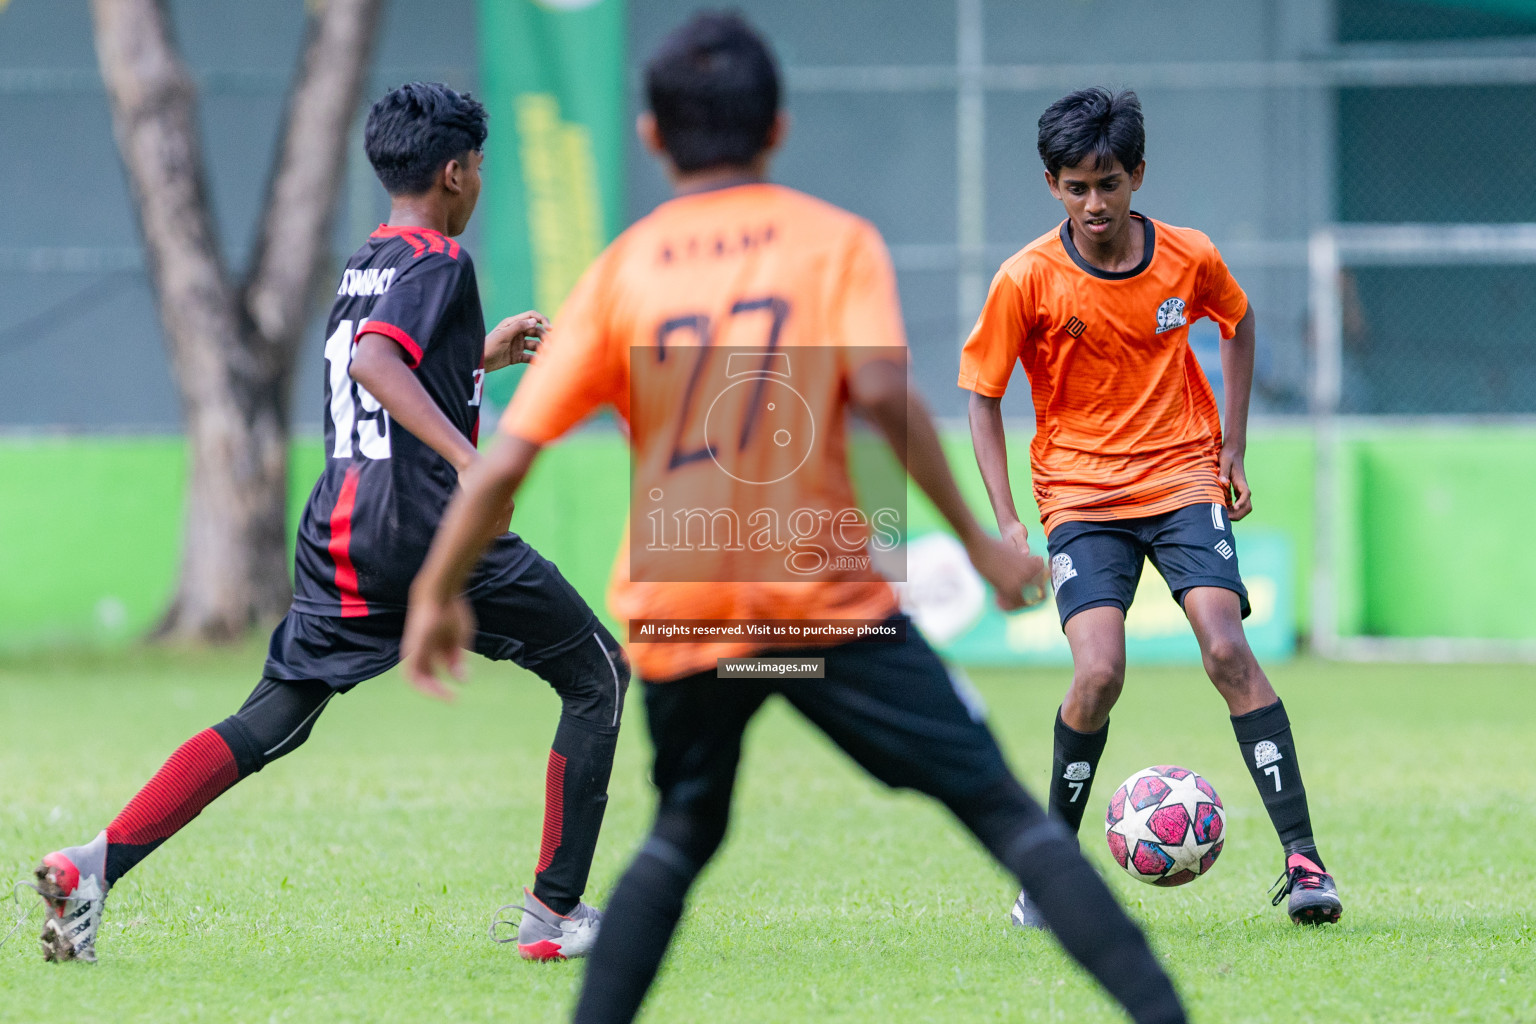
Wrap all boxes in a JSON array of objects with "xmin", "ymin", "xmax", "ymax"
[
  {"xmin": 1009, "ymin": 888, "xmax": 1048, "ymax": 930},
  {"xmin": 489, "ymin": 887, "xmax": 602, "ymax": 961},
  {"xmin": 33, "ymin": 832, "xmax": 109, "ymax": 963},
  {"xmin": 1271, "ymin": 850, "xmax": 1342, "ymax": 925}
]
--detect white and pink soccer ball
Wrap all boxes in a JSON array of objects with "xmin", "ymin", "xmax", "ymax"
[{"xmin": 1105, "ymin": 765, "xmax": 1225, "ymax": 887}]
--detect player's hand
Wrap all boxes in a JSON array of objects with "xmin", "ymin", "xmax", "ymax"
[
  {"xmin": 1219, "ymin": 445, "xmax": 1253, "ymax": 521},
  {"xmin": 999, "ymin": 518, "xmax": 1031, "ymax": 555},
  {"xmin": 966, "ymin": 532, "xmax": 1049, "ymax": 612},
  {"xmin": 401, "ymin": 591, "xmax": 476, "ymax": 702},
  {"xmin": 484, "ymin": 311, "xmax": 549, "ymax": 372}
]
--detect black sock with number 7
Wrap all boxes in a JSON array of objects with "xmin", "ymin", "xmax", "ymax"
[
  {"xmin": 1232, "ymin": 699, "xmax": 1322, "ymax": 864},
  {"xmin": 1048, "ymin": 707, "xmax": 1110, "ymax": 834}
]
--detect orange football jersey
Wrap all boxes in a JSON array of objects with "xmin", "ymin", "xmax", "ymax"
[
  {"xmin": 501, "ymin": 183, "xmax": 905, "ymax": 681},
  {"xmin": 959, "ymin": 214, "xmax": 1249, "ymax": 535}
]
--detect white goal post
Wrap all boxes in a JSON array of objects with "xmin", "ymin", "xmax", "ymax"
[{"xmin": 1308, "ymin": 223, "xmax": 1536, "ymax": 662}]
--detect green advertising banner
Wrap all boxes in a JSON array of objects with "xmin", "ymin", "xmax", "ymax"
[{"xmin": 476, "ymin": 0, "xmax": 626, "ymax": 408}]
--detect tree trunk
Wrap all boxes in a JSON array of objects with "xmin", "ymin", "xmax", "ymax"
[{"xmin": 91, "ymin": 0, "xmax": 383, "ymax": 642}]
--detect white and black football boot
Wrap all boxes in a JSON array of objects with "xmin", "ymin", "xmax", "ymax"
[{"xmin": 34, "ymin": 831, "xmax": 109, "ymax": 963}]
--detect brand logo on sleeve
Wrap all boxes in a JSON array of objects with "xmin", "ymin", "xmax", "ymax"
[{"xmin": 1155, "ymin": 296, "xmax": 1187, "ymax": 334}]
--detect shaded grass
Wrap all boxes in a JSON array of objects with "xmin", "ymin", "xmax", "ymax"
[{"xmin": 2, "ymin": 647, "xmax": 1533, "ymax": 1022}]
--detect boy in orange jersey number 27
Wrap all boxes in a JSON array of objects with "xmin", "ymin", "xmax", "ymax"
[
  {"xmin": 404, "ymin": 16, "xmax": 1192, "ymax": 1024},
  {"xmin": 962, "ymin": 88, "xmax": 1341, "ymax": 928}
]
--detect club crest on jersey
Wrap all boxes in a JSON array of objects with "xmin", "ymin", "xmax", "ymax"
[
  {"xmin": 1051, "ymin": 552, "xmax": 1077, "ymax": 589},
  {"xmin": 1155, "ymin": 296, "xmax": 1187, "ymax": 334}
]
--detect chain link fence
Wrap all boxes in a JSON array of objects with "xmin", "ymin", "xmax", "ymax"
[{"xmin": 6, "ymin": 0, "xmax": 1536, "ymax": 426}]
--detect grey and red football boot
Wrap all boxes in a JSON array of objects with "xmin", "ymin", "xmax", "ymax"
[
  {"xmin": 1271, "ymin": 850, "xmax": 1342, "ymax": 925},
  {"xmin": 489, "ymin": 887, "xmax": 601, "ymax": 961},
  {"xmin": 33, "ymin": 832, "xmax": 109, "ymax": 962}
]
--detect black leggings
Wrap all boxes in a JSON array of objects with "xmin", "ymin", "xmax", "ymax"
[
  {"xmin": 572, "ymin": 644, "xmax": 1186, "ymax": 1024},
  {"xmin": 212, "ymin": 623, "xmax": 629, "ymax": 776}
]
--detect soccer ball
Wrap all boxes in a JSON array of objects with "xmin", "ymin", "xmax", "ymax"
[{"xmin": 1104, "ymin": 765, "xmax": 1225, "ymax": 887}]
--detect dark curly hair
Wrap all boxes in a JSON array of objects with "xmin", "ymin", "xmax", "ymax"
[{"xmin": 364, "ymin": 82, "xmax": 488, "ymax": 196}]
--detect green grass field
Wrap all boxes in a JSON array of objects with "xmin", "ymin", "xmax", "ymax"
[{"xmin": 2, "ymin": 647, "xmax": 1533, "ymax": 1023}]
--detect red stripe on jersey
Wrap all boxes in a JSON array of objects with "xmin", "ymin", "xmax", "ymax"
[
  {"xmin": 329, "ymin": 465, "xmax": 368, "ymax": 618},
  {"xmin": 358, "ymin": 321, "xmax": 424, "ymax": 368},
  {"xmin": 370, "ymin": 223, "xmax": 460, "ymax": 260}
]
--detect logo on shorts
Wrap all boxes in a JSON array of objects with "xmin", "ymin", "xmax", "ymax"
[
  {"xmin": 1254, "ymin": 740, "xmax": 1282, "ymax": 769},
  {"xmin": 1155, "ymin": 297, "xmax": 1187, "ymax": 334},
  {"xmin": 1215, "ymin": 539, "xmax": 1234, "ymax": 560},
  {"xmin": 1211, "ymin": 503, "xmax": 1225, "ymax": 531},
  {"xmin": 1063, "ymin": 761, "xmax": 1092, "ymax": 781},
  {"xmin": 1051, "ymin": 552, "xmax": 1077, "ymax": 589}
]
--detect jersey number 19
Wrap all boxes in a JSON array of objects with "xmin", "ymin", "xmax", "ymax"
[{"xmin": 325, "ymin": 319, "xmax": 392, "ymax": 460}]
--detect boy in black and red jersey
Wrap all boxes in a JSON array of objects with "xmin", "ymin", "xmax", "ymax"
[{"xmin": 30, "ymin": 83, "xmax": 627, "ymax": 965}]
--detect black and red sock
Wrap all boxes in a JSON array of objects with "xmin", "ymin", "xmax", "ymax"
[
  {"xmin": 103, "ymin": 727, "xmax": 244, "ymax": 886},
  {"xmin": 530, "ymin": 715, "xmax": 620, "ymax": 915},
  {"xmin": 100, "ymin": 677, "xmax": 326, "ymax": 887}
]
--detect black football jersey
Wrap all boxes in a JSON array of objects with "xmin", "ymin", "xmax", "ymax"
[{"xmin": 291, "ymin": 224, "xmax": 532, "ymax": 618}]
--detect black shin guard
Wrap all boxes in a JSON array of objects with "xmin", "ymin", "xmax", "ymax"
[
  {"xmin": 1048, "ymin": 708, "xmax": 1110, "ymax": 834},
  {"xmin": 1231, "ymin": 699, "xmax": 1319, "ymax": 858},
  {"xmin": 572, "ymin": 838, "xmax": 699, "ymax": 1024},
  {"xmin": 531, "ymin": 715, "xmax": 620, "ymax": 915},
  {"xmin": 951, "ymin": 777, "xmax": 1187, "ymax": 1024}
]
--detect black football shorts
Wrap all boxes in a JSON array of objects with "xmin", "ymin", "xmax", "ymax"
[
  {"xmin": 263, "ymin": 536, "xmax": 600, "ymax": 691},
  {"xmin": 641, "ymin": 616, "xmax": 1011, "ymax": 807},
  {"xmin": 1045, "ymin": 501, "xmax": 1250, "ymax": 629}
]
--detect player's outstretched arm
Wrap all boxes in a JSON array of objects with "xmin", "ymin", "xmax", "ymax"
[
  {"xmin": 402, "ymin": 432, "xmax": 542, "ymax": 700},
  {"xmin": 966, "ymin": 391, "xmax": 1031, "ymax": 554},
  {"xmin": 850, "ymin": 358, "xmax": 1047, "ymax": 610},
  {"xmin": 1218, "ymin": 305, "xmax": 1257, "ymax": 520},
  {"xmin": 351, "ymin": 333, "xmax": 480, "ymax": 474}
]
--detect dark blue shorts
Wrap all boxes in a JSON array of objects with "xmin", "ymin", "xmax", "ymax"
[{"xmin": 1046, "ymin": 502, "xmax": 1250, "ymax": 629}]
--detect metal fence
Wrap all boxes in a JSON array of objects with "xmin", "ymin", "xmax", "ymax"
[
  {"xmin": 638, "ymin": 0, "xmax": 1536, "ymax": 420},
  {"xmin": 5, "ymin": 0, "xmax": 1536, "ymax": 426},
  {"xmin": 752, "ymin": 34, "xmax": 1536, "ymax": 419}
]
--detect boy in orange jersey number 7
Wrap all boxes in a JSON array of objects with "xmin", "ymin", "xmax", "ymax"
[{"xmin": 962, "ymin": 88, "xmax": 1341, "ymax": 927}]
